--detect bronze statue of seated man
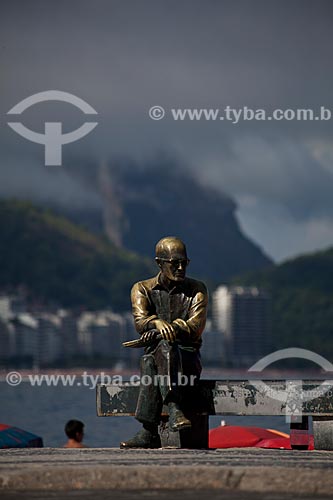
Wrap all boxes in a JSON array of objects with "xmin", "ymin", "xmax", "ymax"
[{"xmin": 120, "ymin": 236, "xmax": 208, "ymax": 449}]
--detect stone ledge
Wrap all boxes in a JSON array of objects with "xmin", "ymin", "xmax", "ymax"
[{"xmin": 0, "ymin": 448, "xmax": 333, "ymax": 495}]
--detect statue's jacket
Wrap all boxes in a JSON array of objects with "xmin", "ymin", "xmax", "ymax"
[{"xmin": 131, "ymin": 273, "xmax": 208, "ymax": 351}]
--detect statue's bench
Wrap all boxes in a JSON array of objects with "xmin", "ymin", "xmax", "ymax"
[{"xmin": 96, "ymin": 379, "xmax": 333, "ymax": 450}]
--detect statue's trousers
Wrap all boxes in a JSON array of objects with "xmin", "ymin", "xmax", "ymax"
[{"xmin": 135, "ymin": 338, "xmax": 202, "ymax": 425}]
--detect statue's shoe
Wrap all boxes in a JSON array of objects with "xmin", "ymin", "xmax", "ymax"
[
  {"xmin": 168, "ymin": 402, "xmax": 192, "ymax": 432},
  {"xmin": 120, "ymin": 429, "xmax": 161, "ymax": 449}
]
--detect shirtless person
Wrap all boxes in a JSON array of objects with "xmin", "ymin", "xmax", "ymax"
[{"xmin": 63, "ymin": 419, "xmax": 87, "ymax": 448}]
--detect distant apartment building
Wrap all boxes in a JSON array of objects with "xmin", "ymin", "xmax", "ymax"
[
  {"xmin": 11, "ymin": 313, "xmax": 38, "ymax": 364},
  {"xmin": 0, "ymin": 295, "xmax": 26, "ymax": 321},
  {"xmin": 200, "ymin": 319, "xmax": 224, "ymax": 367},
  {"xmin": 0, "ymin": 319, "xmax": 14, "ymax": 363},
  {"xmin": 36, "ymin": 313, "xmax": 63, "ymax": 366},
  {"xmin": 77, "ymin": 311, "xmax": 122, "ymax": 358},
  {"xmin": 213, "ymin": 285, "xmax": 271, "ymax": 368},
  {"xmin": 10, "ymin": 312, "xmax": 63, "ymax": 367},
  {"xmin": 0, "ymin": 295, "xmax": 34, "ymax": 364},
  {"xmin": 57, "ymin": 309, "xmax": 80, "ymax": 363},
  {"xmin": 0, "ymin": 293, "xmax": 149, "ymax": 368},
  {"xmin": 0, "ymin": 295, "xmax": 96, "ymax": 366},
  {"xmin": 77, "ymin": 310, "xmax": 140, "ymax": 367}
]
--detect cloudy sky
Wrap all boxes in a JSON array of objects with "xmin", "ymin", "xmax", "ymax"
[{"xmin": 1, "ymin": 0, "xmax": 333, "ymax": 261}]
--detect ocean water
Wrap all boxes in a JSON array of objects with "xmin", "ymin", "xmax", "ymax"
[{"xmin": 0, "ymin": 380, "xmax": 292, "ymax": 448}]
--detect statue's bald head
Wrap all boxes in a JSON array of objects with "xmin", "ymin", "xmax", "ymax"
[
  {"xmin": 155, "ymin": 236, "xmax": 187, "ymax": 260},
  {"xmin": 155, "ymin": 237, "xmax": 189, "ymax": 282}
]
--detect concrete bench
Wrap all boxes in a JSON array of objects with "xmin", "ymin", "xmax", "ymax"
[{"xmin": 96, "ymin": 379, "xmax": 333, "ymax": 450}]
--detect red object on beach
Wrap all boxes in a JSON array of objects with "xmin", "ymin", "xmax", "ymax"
[
  {"xmin": 209, "ymin": 425, "xmax": 314, "ymax": 450},
  {"xmin": 255, "ymin": 435, "xmax": 314, "ymax": 450},
  {"xmin": 0, "ymin": 423, "xmax": 43, "ymax": 448}
]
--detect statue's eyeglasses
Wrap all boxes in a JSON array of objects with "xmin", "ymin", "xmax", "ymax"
[{"xmin": 158, "ymin": 258, "xmax": 190, "ymax": 267}]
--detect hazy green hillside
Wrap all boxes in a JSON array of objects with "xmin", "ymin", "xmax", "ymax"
[
  {"xmin": 56, "ymin": 160, "xmax": 272, "ymax": 283},
  {"xmin": 0, "ymin": 200, "xmax": 154, "ymax": 310},
  {"xmin": 234, "ymin": 248, "xmax": 333, "ymax": 359}
]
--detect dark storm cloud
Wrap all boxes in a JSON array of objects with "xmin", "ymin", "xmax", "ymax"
[
  {"xmin": 2, "ymin": 0, "xmax": 332, "ymax": 111},
  {"xmin": 1, "ymin": 0, "xmax": 333, "ymax": 259},
  {"xmin": 0, "ymin": 149, "xmax": 103, "ymax": 210},
  {"xmin": 193, "ymin": 133, "xmax": 333, "ymax": 220}
]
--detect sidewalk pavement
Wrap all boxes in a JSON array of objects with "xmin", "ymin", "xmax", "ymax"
[{"xmin": 0, "ymin": 448, "xmax": 333, "ymax": 496}]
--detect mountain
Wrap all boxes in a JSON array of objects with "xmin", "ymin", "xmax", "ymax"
[
  {"xmin": 0, "ymin": 200, "xmax": 154, "ymax": 311},
  {"xmin": 59, "ymin": 159, "xmax": 272, "ymax": 283},
  {"xmin": 234, "ymin": 247, "xmax": 333, "ymax": 359}
]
